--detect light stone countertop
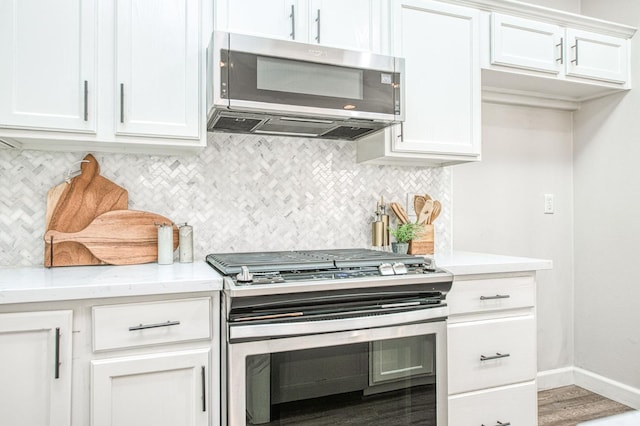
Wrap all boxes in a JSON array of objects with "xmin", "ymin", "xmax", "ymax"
[
  {"xmin": 433, "ymin": 250, "xmax": 552, "ymax": 276},
  {"xmin": 0, "ymin": 261, "xmax": 223, "ymax": 305},
  {"xmin": 0, "ymin": 251, "xmax": 551, "ymax": 305}
]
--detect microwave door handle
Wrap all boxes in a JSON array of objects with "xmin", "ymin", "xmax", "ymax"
[{"xmin": 315, "ymin": 9, "xmax": 321, "ymax": 44}]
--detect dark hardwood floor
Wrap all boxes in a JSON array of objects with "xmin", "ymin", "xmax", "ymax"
[{"xmin": 539, "ymin": 385, "xmax": 635, "ymax": 426}]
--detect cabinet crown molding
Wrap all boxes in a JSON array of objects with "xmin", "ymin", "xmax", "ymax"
[{"xmin": 444, "ymin": 0, "xmax": 636, "ymax": 38}]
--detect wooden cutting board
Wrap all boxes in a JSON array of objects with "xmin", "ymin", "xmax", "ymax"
[
  {"xmin": 44, "ymin": 154, "xmax": 128, "ymax": 267},
  {"xmin": 45, "ymin": 210, "xmax": 179, "ymax": 265}
]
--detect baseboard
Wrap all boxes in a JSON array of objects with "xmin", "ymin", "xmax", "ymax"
[
  {"xmin": 537, "ymin": 366, "xmax": 575, "ymax": 390},
  {"xmin": 574, "ymin": 367, "xmax": 640, "ymax": 410}
]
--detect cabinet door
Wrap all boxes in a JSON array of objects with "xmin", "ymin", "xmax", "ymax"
[
  {"xmin": 448, "ymin": 381, "xmax": 538, "ymax": 426},
  {"xmin": 92, "ymin": 349, "xmax": 210, "ymax": 426},
  {"xmin": 565, "ymin": 29, "xmax": 629, "ymax": 84},
  {"xmin": 0, "ymin": 310, "xmax": 73, "ymax": 426},
  {"xmin": 308, "ymin": 0, "xmax": 383, "ymax": 53},
  {"xmin": 0, "ymin": 0, "xmax": 96, "ymax": 132},
  {"xmin": 391, "ymin": 0, "xmax": 481, "ymax": 157},
  {"xmin": 370, "ymin": 335, "xmax": 434, "ymax": 384},
  {"xmin": 216, "ymin": 0, "xmax": 302, "ymax": 41},
  {"xmin": 448, "ymin": 314, "xmax": 536, "ymax": 395},
  {"xmin": 115, "ymin": 0, "xmax": 200, "ymax": 138},
  {"xmin": 491, "ymin": 13, "xmax": 562, "ymax": 74}
]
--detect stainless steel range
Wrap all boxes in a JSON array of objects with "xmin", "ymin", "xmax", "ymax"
[{"xmin": 207, "ymin": 248, "xmax": 452, "ymax": 426}]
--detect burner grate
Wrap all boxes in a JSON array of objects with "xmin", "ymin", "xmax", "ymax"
[{"xmin": 206, "ymin": 248, "xmax": 427, "ymax": 275}]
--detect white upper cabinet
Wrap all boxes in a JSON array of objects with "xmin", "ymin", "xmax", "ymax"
[
  {"xmin": 484, "ymin": 9, "xmax": 634, "ymax": 107},
  {"xmin": 357, "ymin": 0, "xmax": 481, "ymax": 166},
  {"xmin": 215, "ymin": 0, "xmax": 385, "ymax": 53},
  {"xmin": 115, "ymin": 0, "xmax": 200, "ymax": 138},
  {"xmin": 491, "ymin": 13, "xmax": 562, "ymax": 74},
  {"xmin": 0, "ymin": 0, "xmax": 96, "ymax": 132},
  {"xmin": 565, "ymin": 29, "xmax": 629, "ymax": 83},
  {"xmin": 0, "ymin": 0, "xmax": 207, "ymax": 154}
]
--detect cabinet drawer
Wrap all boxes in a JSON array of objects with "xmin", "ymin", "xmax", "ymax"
[
  {"xmin": 448, "ymin": 381, "xmax": 537, "ymax": 426},
  {"xmin": 448, "ymin": 314, "xmax": 536, "ymax": 394},
  {"xmin": 93, "ymin": 298, "xmax": 211, "ymax": 351},
  {"xmin": 447, "ymin": 275, "xmax": 535, "ymax": 315}
]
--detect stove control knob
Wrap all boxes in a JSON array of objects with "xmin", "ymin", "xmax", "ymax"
[
  {"xmin": 378, "ymin": 263, "xmax": 395, "ymax": 276},
  {"xmin": 392, "ymin": 262, "xmax": 408, "ymax": 275},
  {"xmin": 236, "ymin": 266, "xmax": 253, "ymax": 283}
]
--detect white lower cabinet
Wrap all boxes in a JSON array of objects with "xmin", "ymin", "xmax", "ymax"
[
  {"xmin": 0, "ymin": 310, "xmax": 73, "ymax": 426},
  {"xmin": 90, "ymin": 296, "xmax": 216, "ymax": 426},
  {"xmin": 447, "ymin": 274, "xmax": 538, "ymax": 425},
  {"xmin": 92, "ymin": 349, "xmax": 210, "ymax": 426},
  {"xmin": 448, "ymin": 381, "xmax": 538, "ymax": 426}
]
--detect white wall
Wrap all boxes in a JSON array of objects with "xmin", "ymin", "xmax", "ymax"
[
  {"xmin": 573, "ymin": 0, "xmax": 640, "ymax": 393},
  {"xmin": 452, "ymin": 102, "xmax": 574, "ymax": 373}
]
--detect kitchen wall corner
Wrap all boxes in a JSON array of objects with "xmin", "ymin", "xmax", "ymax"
[{"xmin": 0, "ymin": 133, "xmax": 452, "ymax": 267}]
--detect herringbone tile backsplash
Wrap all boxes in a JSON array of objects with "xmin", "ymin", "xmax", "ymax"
[{"xmin": 0, "ymin": 133, "xmax": 452, "ymax": 267}]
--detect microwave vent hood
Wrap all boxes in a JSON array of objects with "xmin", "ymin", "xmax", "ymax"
[{"xmin": 207, "ymin": 32, "xmax": 405, "ymax": 141}]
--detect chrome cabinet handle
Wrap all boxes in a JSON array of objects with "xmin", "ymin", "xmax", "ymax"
[
  {"xmin": 315, "ymin": 9, "xmax": 321, "ymax": 43},
  {"xmin": 482, "ymin": 422, "xmax": 511, "ymax": 426},
  {"xmin": 128, "ymin": 320, "xmax": 181, "ymax": 331},
  {"xmin": 83, "ymin": 80, "xmax": 88, "ymax": 121},
  {"xmin": 480, "ymin": 352, "xmax": 510, "ymax": 361},
  {"xmin": 119, "ymin": 83, "xmax": 124, "ymax": 123},
  {"xmin": 480, "ymin": 294, "xmax": 510, "ymax": 300},
  {"xmin": 397, "ymin": 122, "xmax": 404, "ymax": 142},
  {"xmin": 555, "ymin": 37, "xmax": 563, "ymax": 64},
  {"xmin": 571, "ymin": 42, "xmax": 578, "ymax": 65},
  {"xmin": 289, "ymin": 5, "xmax": 295, "ymax": 39},
  {"xmin": 54, "ymin": 327, "xmax": 61, "ymax": 379},
  {"xmin": 201, "ymin": 366, "xmax": 206, "ymax": 412}
]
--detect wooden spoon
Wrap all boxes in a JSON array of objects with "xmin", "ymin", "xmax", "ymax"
[
  {"xmin": 417, "ymin": 199, "xmax": 434, "ymax": 225},
  {"xmin": 414, "ymin": 195, "xmax": 426, "ymax": 217},
  {"xmin": 390, "ymin": 202, "xmax": 410, "ymax": 224},
  {"xmin": 430, "ymin": 201, "xmax": 442, "ymax": 224}
]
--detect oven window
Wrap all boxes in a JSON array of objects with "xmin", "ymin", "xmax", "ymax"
[
  {"xmin": 256, "ymin": 56, "xmax": 364, "ymax": 100},
  {"xmin": 244, "ymin": 335, "xmax": 437, "ymax": 425}
]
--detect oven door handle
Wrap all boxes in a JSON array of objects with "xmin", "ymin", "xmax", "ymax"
[{"xmin": 228, "ymin": 305, "xmax": 448, "ymax": 342}]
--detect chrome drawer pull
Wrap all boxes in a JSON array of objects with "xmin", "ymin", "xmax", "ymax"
[
  {"xmin": 480, "ymin": 294, "xmax": 510, "ymax": 300},
  {"xmin": 482, "ymin": 422, "xmax": 511, "ymax": 426},
  {"xmin": 480, "ymin": 352, "xmax": 510, "ymax": 361},
  {"xmin": 128, "ymin": 320, "xmax": 181, "ymax": 331}
]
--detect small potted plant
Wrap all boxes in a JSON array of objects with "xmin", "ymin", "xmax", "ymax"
[{"xmin": 389, "ymin": 223, "xmax": 423, "ymax": 254}]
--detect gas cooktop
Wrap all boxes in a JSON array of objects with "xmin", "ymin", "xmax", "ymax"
[{"xmin": 206, "ymin": 248, "xmax": 447, "ymax": 286}]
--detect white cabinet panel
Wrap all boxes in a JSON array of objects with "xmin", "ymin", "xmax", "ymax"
[
  {"xmin": 308, "ymin": 0, "xmax": 382, "ymax": 52},
  {"xmin": 92, "ymin": 349, "xmax": 210, "ymax": 426},
  {"xmin": 491, "ymin": 13, "xmax": 562, "ymax": 74},
  {"xmin": 448, "ymin": 314, "xmax": 536, "ymax": 394},
  {"xmin": 115, "ymin": 0, "xmax": 200, "ymax": 138},
  {"xmin": 392, "ymin": 0, "xmax": 480, "ymax": 157},
  {"xmin": 448, "ymin": 381, "xmax": 538, "ymax": 426},
  {"xmin": 0, "ymin": 310, "xmax": 73, "ymax": 426},
  {"xmin": 93, "ymin": 297, "xmax": 211, "ymax": 351},
  {"xmin": 447, "ymin": 275, "xmax": 535, "ymax": 316},
  {"xmin": 217, "ymin": 0, "xmax": 299, "ymax": 41},
  {"xmin": 0, "ymin": 0, "xmax": 96, "ymax": 132},
  {"xmin": 566, "ymin": 29, "xmax": 629, "ymax": 83},
  {"xmin": 216, "ymin": 0, "xmax": 383, "ymax": 53}
]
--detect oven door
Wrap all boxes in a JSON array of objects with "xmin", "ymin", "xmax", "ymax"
[{"xmin": 225, "ymin": 315, "xmax": 447, "ymax": 425}]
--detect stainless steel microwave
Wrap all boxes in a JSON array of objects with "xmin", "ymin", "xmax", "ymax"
[{"xmin": 207, "ymin": 32, "xmax": 404, "ymax": 140}]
